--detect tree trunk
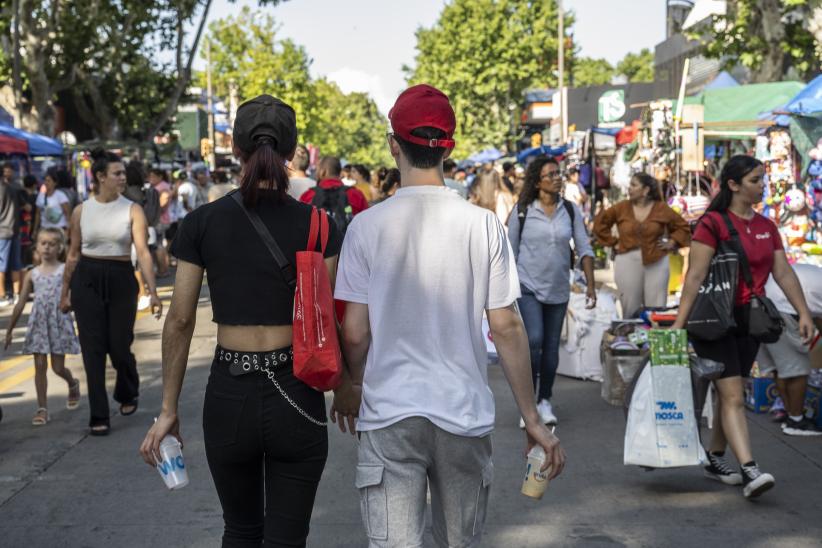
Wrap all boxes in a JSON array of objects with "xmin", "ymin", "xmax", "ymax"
[
  {"xmin": 750, "ymin": 0, "xmax": 787, "ymax": 83},
  {"xmin": 141, "ymin": 0, "xmax": 213, "ymax": 141},
  {"xmin": 17, "ymin": 0, "xmax": 56, "ymax": 135}
]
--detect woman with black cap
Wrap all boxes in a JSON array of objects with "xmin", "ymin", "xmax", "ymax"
[{"xmin": 140, "ymin": 95, "xmax": 358, "ymax": 546}]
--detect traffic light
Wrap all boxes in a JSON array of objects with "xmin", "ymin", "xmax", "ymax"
[{"xmin": 530, "ymin": 132, "xmax": 542, "ymax": 148}]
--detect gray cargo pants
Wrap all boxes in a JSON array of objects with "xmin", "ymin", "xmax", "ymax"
[{"xmin": 356, "ymin": 417, "xmax": 494, "ymax": 548}]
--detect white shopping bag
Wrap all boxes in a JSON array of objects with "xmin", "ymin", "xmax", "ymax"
[{"xmin": 624, "ymin": 363, "xmax": 705, "ymax": 468}]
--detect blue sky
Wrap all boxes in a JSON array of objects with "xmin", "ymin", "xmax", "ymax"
[{"xmin": 205, "ymin": 0, "xmax": 665, "ymax": 113}]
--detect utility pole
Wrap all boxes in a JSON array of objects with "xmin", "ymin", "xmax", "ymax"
[
  {"xmin": 11, "ymin": 0, "xmax": 22, "ymax": 127},
  {"xmin": 557, "ymin": 0, "xmax": 566, "ymax": 144},
  {"xmin": 206, "ymin": 39, "xmax": 216, "ymax": 168}
]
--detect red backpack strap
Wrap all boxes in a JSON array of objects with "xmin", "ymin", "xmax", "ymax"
[
  {"xmin": 318, "ymin": 208, "xmax": 329, "ymax": 254},
  {"xmin": 306, "ymin": 207, "xmax": 320, "ymax": 251}
]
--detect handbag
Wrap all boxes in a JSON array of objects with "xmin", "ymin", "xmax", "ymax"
[
  {"xmin": 719, "ymin": 213, "xmax": 784, "ymax": 344},
  {"xmin": 686, "ymin": 218, "xmax": 739, "ymax": 341},
  {"xmin": 231, "ymin": 192, "xmax": 342, "ymax": 390}
]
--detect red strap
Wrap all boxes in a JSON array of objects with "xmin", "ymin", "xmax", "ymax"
[
  {"xmin": 319, "ymin": 209, "xmax": 329, "ymax": 254},
  {"xmin": 306, "ymin": 207, "xmax": 320, "ymax": 251}
]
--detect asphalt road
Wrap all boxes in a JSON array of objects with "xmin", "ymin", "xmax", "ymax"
[{"xmin": 1, "ymin": 282, "xmax": 821, "ymax": 547}]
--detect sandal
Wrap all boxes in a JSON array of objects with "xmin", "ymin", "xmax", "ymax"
[
  {"xmin": 67, "ymin": 380, "xmax": 80, "ymax": 410},
  {"xmin": 32, "ymin": 408, "xmax": 48, "ymax": 426},
  {"xmin": 89, "ymin": 423, "xmax": 110, "ymax": 436},
  {"xmin": 119, "ymin": 399, "xmax": 138, "ymax": 416}
]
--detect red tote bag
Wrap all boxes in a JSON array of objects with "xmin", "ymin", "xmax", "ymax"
[{"xmin": 292, "ymin": 207, "xmax": 343, "ymax": 391}]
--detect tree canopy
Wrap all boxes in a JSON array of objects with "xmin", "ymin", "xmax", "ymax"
[
  {"xmin": 616, "ymin": 49, "xmax": 654, "ymax": 83},
  {"xmin": 405, "ymin": 0, "xmax": 569, "ymax": 157},
  {"xmin": 572, "ymin": 58, "xmax": 614, "ymax": 87},
  {"xmin": 694, "ymin": 0, "xmax": 822, "ymax": 83},
  {"xmin": 199, "ymin": 8, "xmax": 391, "ymax": 166}
]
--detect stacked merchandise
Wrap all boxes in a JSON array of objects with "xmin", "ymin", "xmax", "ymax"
[{"xmin": 600, "ymin": 320, "xmax": 649, "ymax": 406}]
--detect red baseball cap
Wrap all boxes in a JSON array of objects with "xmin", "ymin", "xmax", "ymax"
[{"xmin": 389, "ymin": 84, "xmax": 456, "ymax": 149}]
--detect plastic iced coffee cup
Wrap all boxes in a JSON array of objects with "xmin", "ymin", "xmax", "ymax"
[
  {"xmin": 156, "ymin": 435, "xmax": 189, "ymax": 490},
  {"xmin": 521, "ymin": 445, "xmax": 551, "ymax": 499}
]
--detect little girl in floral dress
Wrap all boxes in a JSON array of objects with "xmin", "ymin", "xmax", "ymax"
[{"xmin": 5, "ymin": 228, "xmax": 81, "ymax": 425}]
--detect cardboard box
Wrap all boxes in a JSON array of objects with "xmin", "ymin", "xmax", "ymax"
[{"xmin": 745, "ymin": 378, "xmax": 777, "ymax": 413}]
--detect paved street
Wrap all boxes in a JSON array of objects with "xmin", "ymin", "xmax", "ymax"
[{"xmin": 1, "ymin": 280, "xmax": 821, "ymax": 547}]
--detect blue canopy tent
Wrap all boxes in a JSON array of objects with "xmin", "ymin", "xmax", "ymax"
[
  {"xmin": 516, "ymin": 144, "xmax": 568, "ymax": 164},
  {"xmin": 466, "ymin": 148, "xmax": 503, "ymax": 164},
  {"xmin": 0, "ymin": 123, "xmax": 63, "ymax": 156},
  {"xmin": 764, "ymin": 76, "xmax": 822, "ymax": 176}
]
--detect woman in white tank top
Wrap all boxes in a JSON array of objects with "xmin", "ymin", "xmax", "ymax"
[{"xmin": 60, "ymin": 149, "xmax": 164, "ymax": 436}]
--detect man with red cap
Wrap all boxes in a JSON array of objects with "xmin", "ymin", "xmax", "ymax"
[{"xmin": 332, "ymin": 84, "xmax": 566, "ymax": 546}]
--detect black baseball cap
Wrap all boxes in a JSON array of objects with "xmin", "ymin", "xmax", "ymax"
[{"xmin": 233, "ymin": 95, "xmax": 297, "ymax": 156}]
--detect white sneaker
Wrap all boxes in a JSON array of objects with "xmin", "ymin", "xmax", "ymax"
[
  {"xmin": 537, "ymin": 399, "xmax": 557, "ymax": 425},
  {"xmin": 137, "ymin": 295, "xmax": 151, "ymax": 311},
  {"xmin": 518, "ymin": 416, "xmax": 525, "ymax": 429}
]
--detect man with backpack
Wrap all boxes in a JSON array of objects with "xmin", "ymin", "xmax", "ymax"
[
  {"xmin": 332, "ymin": 84, "xmax": 565, "ymax": 547},
  {"xmin": 299, "ymin": 156, "xmax": 368, "ymax": 233}
]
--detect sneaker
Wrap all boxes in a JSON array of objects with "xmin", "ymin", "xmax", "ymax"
[
  {"xmin": 537, "ymin": 399, "xmax": 557, "ymax": 425},
  {"xmin": 770, "ymin": 408, "xmax": 788, "ymax": 423},
  {"xmin": 741, "ymin": 462, "xmax": 775, "ymax": 499},
  {"xmin": 0, "ymin": 297, "xmax": 12, "ymax": 307},
  {"xmin": 782, "ymin": 417, "xmax": 822, "ymax": 437},
  {"xmin": 137, "ymin": 295, "xmax": 151, "ymax": 311},
  {"xmin": 703, "ymin": 452, "xmax": 743, "ymax": 485}
]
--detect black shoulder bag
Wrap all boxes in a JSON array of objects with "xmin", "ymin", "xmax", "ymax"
[
  {"xmin": 230, "ymin": 191, "xmax": 296, "ymax": 290},
  {"xmin": 719, "ymin": 212, "xmax": 783, "ymax": 343},
  {"xmin": 686, "ymin": 217, "xmax": 739, "ymax": 341}
]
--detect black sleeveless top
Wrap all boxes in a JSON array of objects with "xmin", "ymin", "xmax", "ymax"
[{"xmin": 171, "ymin": 190, "xmax": 342, "ymax": 325}]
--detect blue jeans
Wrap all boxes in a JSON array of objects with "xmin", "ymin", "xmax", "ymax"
[{"xmin": 518, "ymin": 286, "xmax": 568, "ymax": 401}]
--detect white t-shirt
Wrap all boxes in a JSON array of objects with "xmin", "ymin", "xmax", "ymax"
[
  {"xmin": 288, "ymin": 176, "xmax": 316, "ymax": 200},
  {"xmin": 36, "ymin": 190, "xmax": 70, "ymax": 228},
  {"xmin": 764, "ymin": 263, "xmax": 822, "ymax": 317},
  {"xmin": 335, "ymin": 185, "xmax": 521, "ymax": 437},
  {"xmin": 176, "ymin": 181, "xmax": 199, "ymax": 218}
]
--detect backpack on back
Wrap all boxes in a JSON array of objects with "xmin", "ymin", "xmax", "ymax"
[{"xmin": 311, "ymin": 186, "xmax": 353, "ymax": 233}]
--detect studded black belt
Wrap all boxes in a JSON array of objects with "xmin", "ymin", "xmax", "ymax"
[{"xmin": 215, "ymin": 345, "xmax": 294, "ymax": 376}]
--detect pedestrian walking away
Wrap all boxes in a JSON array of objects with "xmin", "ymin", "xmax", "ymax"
[
  {"xmin": 757, "ymin": 263, "xmax": 822, "ymax": 436},
  {"xmin": 593, "ymin": 173, "xmax": 691, "ymax": 318},
  {"xmin": 333, "ymin": 84, "xmax": 565, "ymax": 548},
  {"xmin": 507, "ymin": 155, "xmax": 597, "ymax": 427},
  {"xmin": 60, "ymin": 148, "xmax": 163, "ymax": 436},
  {"xmin": 4, "ymin": 228, "xmax": 81, "ymax": 426},
  {"xmin": 672, "ymin": 155, "xmax": 815, "ymax": 499},
  {"xmin": 299, "ymin": 156, "xmax": 369, "ymax": 234},
  {"xmin": 140, "ymin": 94, "xmax": 355, "ymax": 548}
]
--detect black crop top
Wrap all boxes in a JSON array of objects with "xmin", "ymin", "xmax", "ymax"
[{"xmin": 171, "ymin": 190, "xmax": 342, "ymax": 325}]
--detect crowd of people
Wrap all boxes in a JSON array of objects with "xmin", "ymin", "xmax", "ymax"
[{"xmin": 2, "ymin": 81, "xmax": 820, "ymax": 546}]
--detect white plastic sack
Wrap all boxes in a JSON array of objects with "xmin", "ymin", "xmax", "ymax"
[
  {"xmin": 624, "ymin": 364, "xmax": 705, "ymax": 468},
  {"xmin": 558, "ymin": 290, "xmax": 618, "ymax": 381}
]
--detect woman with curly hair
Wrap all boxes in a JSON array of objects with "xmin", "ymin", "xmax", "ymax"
[{"xmin": 507, "ymin": 156, "xmax": 596, "ymax": 426}]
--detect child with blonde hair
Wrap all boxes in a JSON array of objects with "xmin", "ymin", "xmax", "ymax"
[{"xmin": 5, "ymin": 228, "xmax": 81, "ymax": 425}]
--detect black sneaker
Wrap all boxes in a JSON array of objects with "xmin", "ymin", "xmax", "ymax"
[
  {"xmin": 782, "ymin": 417, "xmax": 822, "ymax": 437},
  {"xmin": 741, "ymin": 462, "xmax": 775, "ymax": 499},
  {"xmin": 704, "ymin": 452, "xmax": 742, "ymax": 485}
]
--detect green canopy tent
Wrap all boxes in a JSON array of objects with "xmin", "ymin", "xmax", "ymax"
[{"xmin": 674, "ymin": 81, "xmax": 806, "ymax": 139}]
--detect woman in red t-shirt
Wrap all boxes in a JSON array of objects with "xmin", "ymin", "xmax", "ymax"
[{"xmin": 673, "ymin": 155, "xmax": 814, "ymax": 499}]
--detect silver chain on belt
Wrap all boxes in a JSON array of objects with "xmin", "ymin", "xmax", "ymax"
[{"xmin": 260, "ymin": 365, "xmax": 327, "ymax": 427}]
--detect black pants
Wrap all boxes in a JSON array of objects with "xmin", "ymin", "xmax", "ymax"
[
  {"xmin": 204, "ymin": 347, "xmax": 328, "ymax": 547},
  {"xmin": 691, "ymin": 303, "xmax": 759, "ymax": 379},
  {"xmin": 71, "ymin": 257, "xmax": 139, "ymax": 427}
]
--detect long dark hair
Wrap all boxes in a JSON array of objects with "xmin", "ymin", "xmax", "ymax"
[
  {"xmin": 382, "ymin": 168, "xmax": 400, "ymax": 195},
  {"xmin": 706, "ymin": 155, "xmax": 763, "ymax": 213},
  {"xmin": 90, "ymin": 148, "xmax": 121, "ymax": 191},
  {"xmin": 517, "ymin": 156, "xmax": 557, "ymax": 211},
  {"xmin": 632, "ymin": 172, "xmax": 662, "ymax": 202},
  {"xmin": 239, "ymin": 139, "xmax": 290, "ymax": 207}
]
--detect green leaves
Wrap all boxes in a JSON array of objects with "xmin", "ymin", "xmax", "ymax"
[{"xmin": 202, "ymin": 8, "xmax": 391, "ymax": 166}]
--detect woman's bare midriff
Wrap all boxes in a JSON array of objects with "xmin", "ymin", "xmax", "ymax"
[
  {"xmin": 82, "ymin": 254, "xmax": 132, "ymax": 262},
  {"xmin": 217, "ymin": 324, "xmax": 293, "ymax": 352}
]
